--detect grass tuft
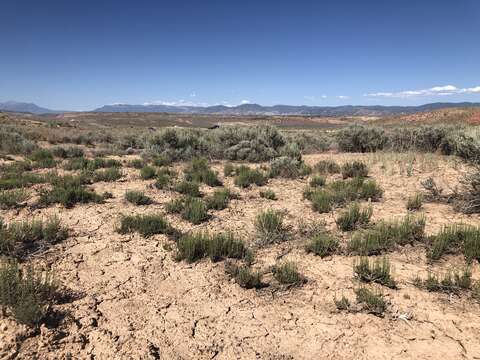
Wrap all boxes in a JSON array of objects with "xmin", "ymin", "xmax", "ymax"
[
  {"xmin": 117, "ymin": 214, "xmax": 173, "ymax": 237},
  {"xmin": 125, "ymin": 190, "xmax": 153, "ymax": 205},
  {"xmin": 273, "ymin": 262, "xmax": 304, "ymax": 285},
  {"xmin": 406, "ymin": 193, "xmax": 423, "ymax": 211},
  {"xmin": 255, "ymin": 210, "xmax": 288, "ymax": 245},
  {"xmin": 342, "ymin": 161, "xmax": 369, "ymax": 179},
  {"xmin": 305, "ymin": 232, "xmax": 339, "ymax": 257},
  {"xmin": 259, "ymin": 189, "xmax": 277, "ymax": 200},
  {"xmin": 353, "ymin": 257, "xmax": 397, "ymax": 288},
  {"xmin": 336, "ymin": 203, "xmax": 372, "ymax": 231}
]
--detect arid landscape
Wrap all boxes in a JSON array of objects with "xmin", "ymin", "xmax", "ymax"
[{"xmin": 1, "ymin": 110, "xmax": 480, "ymax": 359}]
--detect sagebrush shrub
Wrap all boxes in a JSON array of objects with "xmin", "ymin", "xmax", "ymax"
[
  {"xmin": 181, "ymin": 197, "xmax": 209, "ymax": 224},
  {"xmin": 184, "ymin": 158, "xmax": 221, "ymax": 186},
  {"xmin": 310, "ymin": 190, "xmax": 332, "ymax": 213},
  {"xmin": 205, "ymin": 188, "xmax": 233, "ymax": 210},
  {"xmin": 255, "ymin": 210, "xmax": 288, "ymax": 245},
  {"xmin": 354, "ymin": 287, "xmax": 387, "ymax": 316},
  {"xmin": 125, "ymin": 190, "xmax": 153, "ymax": 205},
  {"xmin": 234, "ymin": 166, "xmax": 267, "ymax": 188},
  {"xmin": 174, "ymin": 180, "xmax": 201, "ymax": 197},
  {"xmin": 140, "ymin": 165, "xmax": 157, "ymax": 180},
  {"xmin": 309, "ymin": 175, "xmax": 326, "ymax": 188},
  {"xmin": 305, "ymin": 232, "xmax": 338, "ymax": 257},
  {"xmin": 406, "ymin": 193, "xmax": 423, "ymax": 211},
  {"xmin": 225, "ymin": 263, "xmax": 264, "ymax": 289},
  {"xmin": 337, "ymin": 125, "xmax": 388, "ymax": 153},
  {"xmin": 0, "ymin": 259, "xmax": 57, "ymax": 326},
  {"xmin": 268, "ymin": 156, "xmax": 307, "ymax": 179},
  {"xmin": 93, "ymin": 167, "xmax": 122, "ymax": 182},
  {"xmin": 0, "ymin": 189, "xmax": 29, "ymax": 209},
  {"xmin": 314, "ymin": 159, "xmax": 340, "ymax": 174},
  {"xmin": 341, "ymin": 161, "xmax": 368, "ymax": 179},
  {"xmin": 353, "ymin": 257, "xmax": 397, "ymax": 288},
  {"xmin": 260, "ymin": 189, "xmax": 277, "ymax": 200},
  {"xmin": 118, "ymin": 214, "xmax": 173, "ymax": 237},
  {"xmin": 39, "ymin": 183, "xmax": 104, "ymax": 208},
  {"xmin": 336, "ymin": 203, "xmax": 372, "ymax": 231},
  {"xmin": 273, "ymin": 262, "xmax": 304, "ymax": 285}
]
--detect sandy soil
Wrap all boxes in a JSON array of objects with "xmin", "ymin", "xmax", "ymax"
[{"xmin": 1, "ymin": 152, "xmax": 480, "ymax": 359}]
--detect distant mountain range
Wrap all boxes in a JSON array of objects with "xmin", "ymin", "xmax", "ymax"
[{"xmin": 1, "ymin": 100, "xmax": 480, "ymax": 116}]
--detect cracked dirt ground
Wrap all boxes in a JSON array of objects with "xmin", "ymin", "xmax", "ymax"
[{"xmin": 1, "ymin": 153, "xmax": 480, "ymax": 359}]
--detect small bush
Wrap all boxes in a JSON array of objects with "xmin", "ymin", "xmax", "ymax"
[
  {"xmin": 174, "ymin": 180, "xmax": 201, "ymax": 197},
  {"xmin": 305, "ymin": 233, "xmax": 339, "ymax": 257},
  {"xmin": 334, "ymin": 296, "xmax": 351, "ymax": 311},
  {"xmin": 205, "ymin": 188, "xmax": 233, "ymax": 210},
  {"xmin": 140, "ymin": 165, "xmax": 157, "ymax": 180},
  {"xmin": 354, "ymin": 287, "xmax": 387, "ymax": 316},
  {"xmin": 225, "ymin": 263, "xmax": 264, "ymax": 289},
  {"xmin": 64, "ymin": 157, "xmax": 121, "ymax": 171},
  {"xmin": 117, "ymin": 214, "xmax": 173, "ymax": 237},
  {"xmin": 406, "ymin": 193, "xmax": 423, "ymax": 211},
  {"xmin": 353, "ymin": 257, "xmax": 397, "ymax": 289},
  {"xmin": 151, "ymin": 155, "xmax": 171, "ymax": 167},
  {"xmin": 255, "ymin": 210, "xmax": 288, "ymax": 245},
  {"xmin": 234, "ymin": 166, "xmax": 267, "ymax": 188},
  {"xmin": 52, "ymin": 146, "xmax": 84, "ymax": 159},
  {"xmin": 93, "ymin": 167, "xmax": 122, "ymax": 182},
  {"xmin": 154, "ymin": 173, "xmax": 172, "ymax": 189},
  {"xmin": 0, "ymin": 172, "xmax": 46, "ymax": 190},
  {"xmin": 273, "ymin": 262, "xmax": 304, "ymax": 285},
  {"xmin": 165, "ymin": 197, "xmax": 186, "ymax": 213},
  {"xmin": 336, "ymin": 203, "xmax": 372, "ymax": 231},
  {"xmin": 181, "ymin": 197, "xmax": 209, "ymax": 224},
  {"xmin": 0, "ymin": 189, "xmax": 28, "ymax": 209},
  {"xmin": 341, "ymin": 161, "xmax": 368, "ymax": 179},
  {"xmin": 125, "ymin": 191, "xmax": 153, "ymax": 205},
  {"xmin": 260, "ymin": 189, "xmax": 277, "ymax": 200},
  {"xmin": 0, "ymin": 259, "xmax": 57, "ymax": 326},
  {"xmin": 309, "ymin": 175, "xmax": 326, "ymax": 188},
  {"xmin": 0, "ymin": 216, "xmax": 68, "ymax": 257},
  {"xmin": 348, "ymin": 215, "xmax": 425, "ymax": 255},
  {"xmin": 427, "ymin": 224, "xmax": 480, "ymax": 262},
  {"xmin": 314, "ymin": 159, "xmax": 340, "ymax": 174},
  {"xmin": 337, "ymin": 125, "xmax": 388, "ymax": 153},
  {"xmin": 310, "ymin": 190, "xmax": 332, "ymax": 213},
  {"xmin": 268, "ymin": 156, "xmax": 306, "ymax": 179},
  {"xmin": 39, "ymin": 184, "xmax": 104, "ymax": 208},
  {"xmin": 184, "ymin": 158, "xmax": 221, "ymax": 186},
  {"xmin": 413, "ymin": 268, "xmax": 472, "ymax": 293},
  {"xmin": 176, "ymin": 232, "xmax": 249, "ymax": 263}
]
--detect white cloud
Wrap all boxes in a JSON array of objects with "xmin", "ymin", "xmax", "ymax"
[
  {"xmin": 337, "ymin": 95, "xmax": 350, "ymax": 99},
  {"xmin": 365, "ymin": 84, "xmax": 480, "ymax": 98},
  {"xmin": 240, "ymin": 99, "xmax": 251, "ymax": 104},
  {"xmin": 143, "ymin": 99, "xmax": 209, "ymax": 107},
  {"xmin": 190, "ymin": 92, "xmax": 197, "ymax": 97}
]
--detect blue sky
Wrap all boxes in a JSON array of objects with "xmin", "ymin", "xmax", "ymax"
[{"xmin": 1, "ymin": 0, "xmax": 479, "ymax": 110}]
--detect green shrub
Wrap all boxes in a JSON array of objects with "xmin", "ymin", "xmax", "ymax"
[
  {"xmin": 314, "ymin": 159, "xmax": 340, "ymax": 174},
  {"xmin": 151, "ymin": 154, "xmax": 171, "ymax": 167},
  {"xmin": 309, "ymin": 175, "xmax": 326, "ymax": 188},
  {"xmin": 175, "ymin": 232, "xmax": 249, "ymax": 263},
  {"xmin": 260, "ymin": 189, "xmax": 277, "ymax": 200},
  {"xmin": 427, "ymin": 224, "xmax": 480, "ymax": 262},
  {"xmin": 234, "ymin": 166, "xmax": 267, "ymax": 188},
  {"xmin": 336, "ymin": 203, "xmax": 372, "ymax": 231},
  {"xmin": 310, "ymin": 190, "xmax": 332, "ymax": 213},
  {"xmin": 268, "ymin": 156, "xmax": 305, "ymax": 179},
  {"xmin": 305, "ymin": 233, "xmax": 339, "ymax": 257},
  {"xmin": 348, "ymin": 215, "xmax": 425, "ymax": 255},
  {"xmin": 184, "ymin": 158, "xmax": 221, "ymax": 186},
  {"xmin": 174, "ymin": 180, "xmax": 201, "ymax": 197},
  {"xmin": 93, "ymin": 167, "xmax": 122, "ymax": 182},
  {"xmin": 0, "ymin": 126, "xmax": 37, "ymax": 155},
  {"xmin": 0, "ymin": 216, "xmax": 68, "ymax": 257},
  {"xmin": 64, "ymin": 157, "xmax": 121, "ymax": 171},
  {"xmin": 0, "ymin": 189, "xmax": 28, "ymax": 209},
  {"xmin": 337, "ymin": 125, "xmax": 388, "ymax": 153},
  {"xmin": 458, "ymin": 168, "xmax": 480, "ymax": 214},
  {"xmin": 140, "ymin": 165, "xmax": 157, "ymax": 180},
  {"xmin": 0, "ymin": 259, "xmax": 57, "ymax": 326},
  {"xmin": 406, "ymin": 193, "xmax": 423, "ymax": 211},
  {"xmin": 413, "ymin": 268, "xmax": 472, "ymax": 293},
  {"xmin": 341, "ymin": 161, "xmax": 368, "ymax": 179},
  {"xmin": 125, "ymin": 191, "xmax": 153, "ymax": 205},
  {"xmin": 0, "ymin": 172, "xmax": 46, "ymax": 190},
  {"xmin": 354, "ymin": 287, "xmax": 387, "ymax": 316},
  {"xmin": 205, "ymin": 188, "xmax": 233, "ymax": 210},
  {"xmin": 273, "ymin": 262, "xmax": 304, "ymax": 285},
  {"xmin": 255, "ymin": 210, "xmax": 288, "ymax": 245},
  {"xmin": 334, "ymin": 296, "xmax": 351, "ymax": 311},
  {"xmin": 52, "ymin": 146, "xmax": 84, "ymax": 159},
  {"xmin": 154, "ymin": 173, "xmax": 172, "ymax": 189},
  {"xmin": 28, "ymin": 149, "xmax": 54, "ymax": 163},
  {"xmin": 39, "ymin": 184, "xmax": 104, "ymax": 208},
  {"xmin": 117, "ymin": 214, "xmax": 173, "ymax": 237},
  {"xmin": 353, "ymin": 257, "xmax": 397, "ymax": 288},
  {"xmin": 225, "ymin": 263, "xmax": 264, "ymax": 289},
  {"xmin": 165, "ymin": 197, "xmax": 186, "ymax": 213},
  {"xmin": 181, "ymin": 197, "xmax": 209, "ymax": 224}
]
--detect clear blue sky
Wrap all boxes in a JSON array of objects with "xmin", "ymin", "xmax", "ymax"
[{"xmin": 1, "ymin": 0, "xmax": 479, "ymax": 110}]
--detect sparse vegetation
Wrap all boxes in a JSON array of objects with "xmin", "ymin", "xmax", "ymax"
[
  {"xmin": 205, "ymin": 188, "xmax": 234, "ymax": 210},
  {"xmin": 314, "ymin": 159, "xmax": 340, "ymax": 174},
  {"xmin": 426, "ymin": 224, "xmax": 480, "ymax": 262},
  {"xmin": 259, "ymin": 189, "xmax": 277, "ymax": 200},
  {"xmin": 336, "ymin": 203, "xmax": 372, "ymax": 231},
  {"xmin": 273, "ymin": 262, "xmax": 304, "ymax": 285},
  {"xmin": 406, "ymin": 193, "xmax": 423, "ymax": 211},
  {"xmin": 184, "ymin": 158, "xmax": 221, "ymax": 186},
  {"xmin": 125, "ymin": 190, "xmax": 153, "ymax": 205},
  {"xmin": 93, "ymin": 167, "xmax": 122, "ymax": 182},
  {"xmin": 268, "ymin": 156, "xmax": 310, "ymax": 179},
  {"xmin": 305, "ymin": 232, "xmax": 339, "ymax": 257},
  {"xmin": 0, "ymin": 189, "xmax": 29, "ymax": 209},
  {"xmin": 354, "ymin": 287, "xmax": 387, "ymax": 316},
  {"xmin": 413, "ymin": 268, "xmax": 472, "ymax": 293},
  {"xmin": 348, "ymin": 215, "xmax": 425, "ymax": 255},
  {"xmin": 233, "ymin": 166, "xmax": 268, "ymax": 188},
  {"xmin": 309, "ymin": 175, "xmax": 326, "ymax": 188},
  {"xmin": 254, "ymin": 210, "xmax": 288, "ymax": 245},
  {"xmin": 353, "ymin": 257, "xmax": 397, "ymax": 288},
  {"xmin": 117, "ymin": 214, "xmax": 173, "ymax": 237},
  {"xmin": 341, "ymin": 161, "xmax": 368, "ymax": 179},
  {"xmin": 140, "ymin": 165, "xmax": 157, "ymax": 180},
  {"xmin": 225, "ymin": 263, "xmax": 264, "ymax": 289},
  {"xmin": 174, "ymin": 180, "xmax": 201, "ymax": 197}
]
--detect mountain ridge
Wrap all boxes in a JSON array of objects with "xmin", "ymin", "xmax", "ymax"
[{"xmin": 1, "ymin": 100, "xmax": 480, "ymax": 116}]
